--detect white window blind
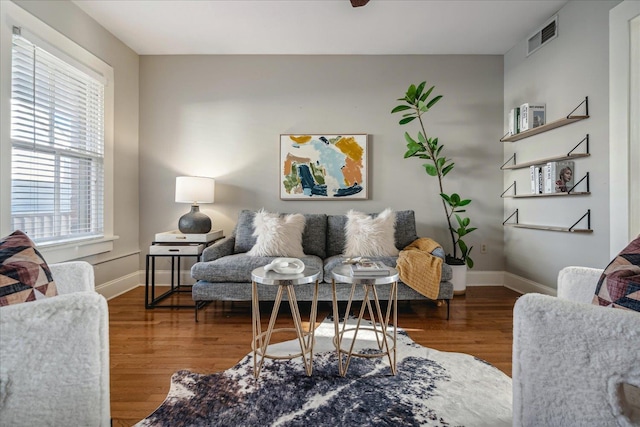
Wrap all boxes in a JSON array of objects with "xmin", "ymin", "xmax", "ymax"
[{"xmin": 10, "ymin": 28, "xmax": 105, "ymax": 245}]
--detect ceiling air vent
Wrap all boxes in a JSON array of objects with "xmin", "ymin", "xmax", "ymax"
[{"xmin": 527, "ymin": 15, "xmax": 558, "ymax": 56}]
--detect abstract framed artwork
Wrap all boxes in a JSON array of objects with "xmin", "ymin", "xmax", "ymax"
[{"xmin": 280, "ymin": 134, "xmax": 368, "ymax": 200}]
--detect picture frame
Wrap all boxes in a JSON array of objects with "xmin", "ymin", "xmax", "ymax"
[{"xmin": 280, "ymin": 134, "xmax": 368, "ymax": 200}]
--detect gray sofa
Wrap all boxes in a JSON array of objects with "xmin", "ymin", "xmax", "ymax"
[{"xmin": 191, "ymin": 209, "xmax": 453, "ymax": 321}]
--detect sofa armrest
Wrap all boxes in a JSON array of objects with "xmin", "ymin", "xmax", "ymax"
[
  {"xmin": 49, "ymin": 261, "xmax": 95, "ymax": 294},
  {"xmin": 557, "ymin": 266, "xmax": 603, "ymax": 304},
  {"xmin": 0, "ymin": 292, "xmax": 110, "ymax": 426},
  {"xmin": 201, "ymin": 236, "xmax": 236, "ymax": 262},
  {"xmin": 513, "ymin": 293, "xmax": 640, "ymax": 426}
]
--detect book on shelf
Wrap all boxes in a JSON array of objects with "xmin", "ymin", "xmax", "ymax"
[
  {"xmin": 350, "ymin": 261, "xmax": 390, "ymax": 276},
  {"xmin": 531, "ymin": 165, "xmax": 543, "ymax": 194},
  {"xmin": 544, "ymin": 162, "xmax": 556, "ymax": 193},
  {"xmin": 530, "ymin": 165, "xmax": 536, "ymax": 194},
  {"xmin": 520, "ymin": 103, "xmax": 546, "ymax": 132},
  {"xmin": 507, "ymin": 107, "xmax": 520, "ymax": 136}
]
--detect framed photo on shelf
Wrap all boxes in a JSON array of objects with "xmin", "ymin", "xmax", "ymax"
[{"xmin": 279, "ymin": 134, "xmax": 368, "ymax": 200}]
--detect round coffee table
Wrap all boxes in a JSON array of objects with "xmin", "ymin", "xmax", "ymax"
[
  {"xmin": 331, "ymin": 263, "xmax": 399, "ymax": 376},
  {"xmin": 251, "ymin": 265, "xmax": 320, "ymax": 378}
]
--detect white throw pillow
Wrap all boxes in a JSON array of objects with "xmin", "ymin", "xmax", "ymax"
[
  {"xmin": 344, "ymin": 208, "xmax": 399, "ymax": 257},
  {"xmin": 247, "ymin": 210, "xmax": 306, "ymax": 257}
]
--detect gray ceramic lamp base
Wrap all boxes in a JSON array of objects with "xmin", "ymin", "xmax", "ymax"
[{"xmin": 178, "ymin": 205, "xmax": 212, "ymax": 234}]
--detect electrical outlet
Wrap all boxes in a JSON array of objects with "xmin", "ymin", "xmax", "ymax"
[{"xmin": 480, "ymin": 244, "xmax": 487, "ymax": 254}]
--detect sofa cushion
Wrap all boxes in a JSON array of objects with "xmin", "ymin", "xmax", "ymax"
[
  {"xmin": 233, "ymin": 210, "xmax": 256, "ymax": 254},
  {"xmin": 326, "ymin": 210, "xmax": 419, "ymax": 257},
  {"xmin": 395, "ymin": 210, "xmax": 420, "ymax": 250},
  {"xmin": 344, "ymin": 208, "xmax": 399, "ymax": 257},
  {"xmin": 233, "ymin": 210, "xmax": 327, "ymax": 258},
  {"xmin": 191, "ymin": 253, "xmax": 324, "ymax": 283},
  {"xmin": 0, "ymin": 230, "xmax": 58, "ymax": 307},
  {"xmin": 247, "ymin": 210, "xmax": 305, "ymax": 257},
  {"xmin": 593, "ymin": 235, "xmax": 640, "ymax": 313}
]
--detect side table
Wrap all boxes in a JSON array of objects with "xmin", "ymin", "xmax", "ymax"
[
  {"xmin": 331, "ymin": 263, "xmax": 399, "ymax": 376},
  {"xmin": 251, "ymin": 266, "xmax": 320, "ymax": 378},
  {"xmin": 145, "ymin": 231, "xmax": 223, "ymax": 309}
]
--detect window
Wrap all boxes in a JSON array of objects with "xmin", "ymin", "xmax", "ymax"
[
  {"xmin": 1, "ymin": 2, "xmax": 115, "ymax": 262},
  {"xmin": 11, "ymin": 30, "xmax": 105, "ymax": 245}
]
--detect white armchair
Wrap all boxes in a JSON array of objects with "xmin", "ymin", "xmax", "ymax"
[
  {"xmin": 512, "ymin": 266, "xmax": 640, "ymax": 426},
  {"xmin": 0, "ymin": 261, "xmax": 110, "ymax": 426}
]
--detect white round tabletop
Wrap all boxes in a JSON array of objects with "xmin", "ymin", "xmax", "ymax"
[
  {"xmin": 251, "ymin": 266, "xmax": 320, "ymax": 286},
  {"xmin": 331, "ymin": 263, "xmax": 399, "ymax": 284}
]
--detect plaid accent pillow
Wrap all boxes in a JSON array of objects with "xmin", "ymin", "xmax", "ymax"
[
  {"xmin": 593, "ymin": 235, "xmax": 640, "ymax": 313},
  {"xmin": 0, "ymin": 230, "xmax": 58, "ymax": 307}
]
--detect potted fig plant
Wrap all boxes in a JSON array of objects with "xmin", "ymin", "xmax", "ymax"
[{"xmin": 391, "ymin": 81, "xmax": 477, "ymax": 293}]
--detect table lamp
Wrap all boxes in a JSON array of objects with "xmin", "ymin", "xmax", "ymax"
[{"xmin": 175, "ymin": 176, "xmax": 215, "ymax": 234}]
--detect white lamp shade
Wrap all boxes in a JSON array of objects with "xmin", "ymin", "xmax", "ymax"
[{"xmin": 175, "ymin": 176, "xmax": 215, "ymax": 204}]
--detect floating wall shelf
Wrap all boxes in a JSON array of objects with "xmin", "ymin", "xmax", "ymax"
[
  {"xmin": 500, "ymin": 97, "xmax": 589, "ymax": 142},
  {"xmin": 501, "ymin": 134, "xmax": 590, "ymax": 170},
  {"xmin": 502, "ymin": 209, "xmax": 592, "ymax": 233}
]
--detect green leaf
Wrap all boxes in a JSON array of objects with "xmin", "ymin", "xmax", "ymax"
[
  {"xmin": 442, "ymin": 164, "xmax": 454, "ymax": 176},
  {"xmin": 437, "ymin": 157, "xmax": 446, "ymax": 169},
  {"xmin": 418, "ymin": 131, "xmax": 427, "ymax": 145},
  {"xmin": 466, "ymin": 257, "xmax": 474, "ymax": 269},
  {"xmin": 451, "ymin": 193, "xmax": 461, "ymax": 204},
  {"xmin": 457, "ymin": 199, "xmax": 471, "ymax": 207},
  {"xmin": 424, "ymin": 164, "xmax": 438, "ymax": 176},
  {"xmin": 402, "ymin": 112, "xmax": 415, "ymax": 117},
  {"xmin": 407, "ymin": 84, "xmax": 417, "ymax": 103},
  {"xmin": 399, "ymin": 117, "xmax": 416, "ymax": 125},
  {"xmin": 440, "ymin": 193, "xmax": 451, "ymax": 203},
  {"xmin": 415, "ymin": 81, "xmax": 426, "ymax": 100},
  {"xmin": 462, "ymin": 217, "xmax": 470, "ymax": 227},
  {"xmin": 391, "ymin": 105, "xmax": 411, "ymax": 114},
  {"xmin": 466, "ymin": 227, "xmax": 477, "ymax": 234},
  {"xmin": 458, "ymin": 239, "xmax": 468, "ymax": 255},
  {"xmin": 420, "ymin": 85, "xmax": 435, "ymax": 103},
  {"xmin": 455, "ymin": 214, "xmax": 464, "ymax": 226},
  {"xmin": 426, "ymin": 94, "xmax": 443, "ymax": 109},
  {"xmin": 404, "ymin": 132, "xmax": 417, "ymax": 145},
  {"xmin": 435, "ymin": 145, "xmax": 444, "ymax": 157}
]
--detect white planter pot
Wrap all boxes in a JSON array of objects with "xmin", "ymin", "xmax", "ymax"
[{"xmin": 449, "ymin": 264, "xmax": 467, "ymax": 295}]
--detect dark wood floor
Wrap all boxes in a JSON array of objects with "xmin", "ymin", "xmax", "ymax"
[{"xmin": 108, "ymin": 286, "xmax": 521, "ymax": 426}]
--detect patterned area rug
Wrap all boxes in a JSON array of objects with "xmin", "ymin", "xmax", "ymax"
[{"xmin": 137, "ymin": 318, "xmax": 512, "ymax": 426}]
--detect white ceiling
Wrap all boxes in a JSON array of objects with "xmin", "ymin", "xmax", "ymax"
[{"xmin": 72, "ymin": 0, "xmax": 570, "ymax": 55}]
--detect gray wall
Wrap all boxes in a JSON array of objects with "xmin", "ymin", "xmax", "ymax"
[
  {"xmin": 139, "ymin": 55, "xmax": 505, "ymax": 272},
  {"xmin": 503, "ymin": 0, "xmax": 620, "ymax": 287},
  {"xmin": 12, "ymin": 0, "xmax": 141, "ymax": 286}
]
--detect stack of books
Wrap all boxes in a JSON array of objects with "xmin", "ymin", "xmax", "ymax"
[{"xmin": 350, "ymin": 261, "xmax": 390, "ymax": 277}]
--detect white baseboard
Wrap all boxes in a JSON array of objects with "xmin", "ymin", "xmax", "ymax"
[
  {"xmin": 95, "ymin": 271, "xmax": 140, "ymax": 300},
  {"xmin": 97, "ymin": 269, "xmax": 553, "ymax": 300},
  {"xmin": 503, "ymin": 272, "xmax": 556, "ymax": 296},
  {"xmin": 467, "ymin": 270, "xmax": 504, "ymax": 287}
]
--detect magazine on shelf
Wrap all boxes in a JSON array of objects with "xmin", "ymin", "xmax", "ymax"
[
  {"xmin": 555, "ymin": 160, "xmax": 575, "ymax": 192},
  {"xmin": 350, "ymin": 261, "xmax": 390, "ymax": 276}
]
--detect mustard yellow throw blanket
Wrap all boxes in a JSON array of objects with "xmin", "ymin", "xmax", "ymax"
[{"xmin": 396, "ymin": 238, "xmax": 443, "ymax": 300}]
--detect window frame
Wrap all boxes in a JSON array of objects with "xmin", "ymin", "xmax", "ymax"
[{"xmin": 1, "ymin": 1, "xmax": 116, "ymax": 263}]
